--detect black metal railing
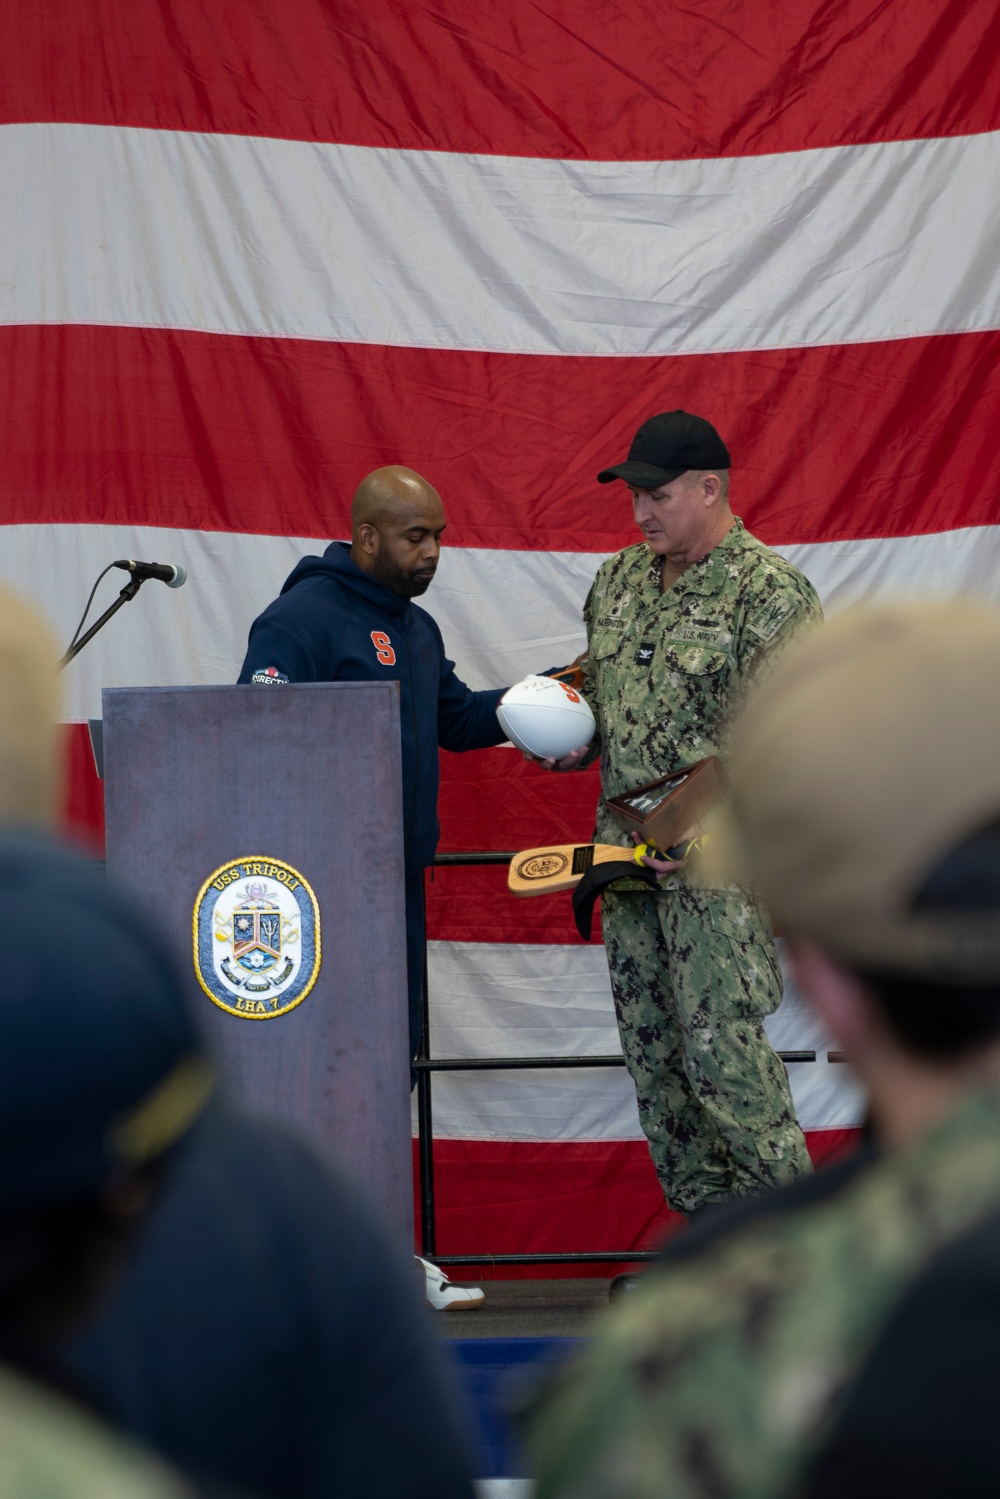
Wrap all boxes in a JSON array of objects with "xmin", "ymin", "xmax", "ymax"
[{"xmin": 415, "ymin": 851, "xmax": 831, "ymax": 1269}]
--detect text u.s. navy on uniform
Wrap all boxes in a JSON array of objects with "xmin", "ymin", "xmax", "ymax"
[{"xmin": 546, "ymin": 412, "xmax": 822, "ymax": 1217}]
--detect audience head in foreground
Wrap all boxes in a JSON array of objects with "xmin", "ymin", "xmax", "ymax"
[
  {"xmin": 0, "ymin": 590, "xmax": 209, "ymax": 1353},
  {"xmin": 0, "ymin": 841, "xmax": 211, "ymax": 1355},
  {"xmin": 723, "ymin": 600, "xmax": 1000, "ymax": 1125},
  {"xmin": 0, "ymin": 583, "xmax": 204, "ymax": 1498},
  {"xmin": 0, "ymin": 587, "xmax": 61, "ymax": 827},
  {"xmin": 0, "ymin": 588, "xmax": 473, "ymax": 1499},
  {"xmin": 531, "ymin": 601, "xmax": 1000, "ymax": 1499}
]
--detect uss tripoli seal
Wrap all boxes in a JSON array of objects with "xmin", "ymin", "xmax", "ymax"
[{"xmin": 193, "ymin": 856, "xmax": 321, "ymax": 1018}]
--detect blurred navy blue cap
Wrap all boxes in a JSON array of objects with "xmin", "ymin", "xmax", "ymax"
[{"xmin": 0, "ymin": 833, "xmax": 212, "ymax": 1210}]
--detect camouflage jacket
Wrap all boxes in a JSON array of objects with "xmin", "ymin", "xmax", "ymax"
[
  {"xmin": 528, "ymin": 1086, "xmax": 1000, "ymax": 1499},
  {"xmin": 581, "ymin": 521, "xmax": 821, "ymax": 853}
]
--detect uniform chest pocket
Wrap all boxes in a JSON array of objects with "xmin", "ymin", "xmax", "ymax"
[{"xmin": 661, "ymin": 639, "xmax": 730, "ymax": 677}]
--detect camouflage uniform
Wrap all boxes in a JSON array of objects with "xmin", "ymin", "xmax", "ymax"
[
  {"xmin": 582, "ymin": 521, "xmax": 821, "ymax": 1212},
  {"xmin": 528, "ymin": 1087, "xmax": 1000, "ymax": 1499}
]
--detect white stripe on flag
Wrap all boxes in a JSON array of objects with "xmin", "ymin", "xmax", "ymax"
[
  {"xmin": 2, "ymin": 123, "xmax": 1000, "ymax": 356},
  {"xmin": 420, "ymin": 940, "xmax": 865, "ymax": 1139},
  {"xmin": 9, "ymin": 522, "xmax": 1000, "ymax": 721}
]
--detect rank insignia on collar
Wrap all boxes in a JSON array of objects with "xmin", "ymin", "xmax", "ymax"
[{"xmin": 193, "ymin": 857, "xmax": 321, "ymax": 1019}]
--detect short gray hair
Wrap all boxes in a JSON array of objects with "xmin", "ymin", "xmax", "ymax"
[{"xmin": 686, "ymin": 469, "xmax": 730, "ymax": 503}]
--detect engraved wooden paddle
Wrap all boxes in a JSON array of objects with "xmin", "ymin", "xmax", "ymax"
[{"xmin": 507, "ymin": 839, "xmax": 700, "ymax": 897}]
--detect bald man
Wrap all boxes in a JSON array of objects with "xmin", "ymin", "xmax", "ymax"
[{"xmin": 239, "ymin": 470, "xmax": 509, "ymax": 1307}]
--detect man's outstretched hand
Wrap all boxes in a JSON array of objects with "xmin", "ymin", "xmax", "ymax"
[{"xmin": 521, "ymin": 745, "xmax": 591, "ymax": 772}]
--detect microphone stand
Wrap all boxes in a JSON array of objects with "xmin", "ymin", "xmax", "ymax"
[{"xmin": 59, "ymin": 576, "xmax": 145, "ymax": 670}]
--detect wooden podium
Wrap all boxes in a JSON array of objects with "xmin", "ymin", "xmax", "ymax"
[{"xmin": 102, "ymin": 683, "xmax": 411, "ymax": 1247}]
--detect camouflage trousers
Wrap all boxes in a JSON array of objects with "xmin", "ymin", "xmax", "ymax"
[{"xmin": 601, "ymin": 881, "xmax": 811, "ymax": 1215}]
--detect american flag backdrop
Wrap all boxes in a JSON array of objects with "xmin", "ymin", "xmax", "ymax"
[{"xmin": 2, "ymin": 1, "xmax": 998, "ymax": 1273}]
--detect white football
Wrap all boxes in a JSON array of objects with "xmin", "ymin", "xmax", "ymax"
[{"xmin": 497, "ymin": 674, "xmax": 596, "ymax": 760}]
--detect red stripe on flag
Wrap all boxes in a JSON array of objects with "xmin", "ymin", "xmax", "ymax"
[
  {"xmin": 1, "ymin": 1, "xmax": 997, "ymax": 161},
  {"xmin": 415, "ymin": 1130, "xmax": 861, "ymax": 1279},
  {"xmin": 61, "ymin": 723, "xmax": 105, "ymax": 854},
  {"xmin": 437, "ymin": 750, "xmax": 600, "ymax": 854},
  {"xmin": 433, "ymin": 748, "xmax": 603, "ymax": 943},
  {"xmin": 428, "ymin": 865, "xmax": 597, "ymax": 946},
  {"xmin": 5, "ymin": 324, "xmax": 1000, "ymax": 550}
]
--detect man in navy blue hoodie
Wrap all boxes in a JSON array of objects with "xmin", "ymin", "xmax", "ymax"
[
  {"xmin": 240, "ymin": 465, "xmax": 508, "ymax": 1050},
  {"xmin": 239, "ymin": 467, "xmax": 509, "ymax": 1306}
]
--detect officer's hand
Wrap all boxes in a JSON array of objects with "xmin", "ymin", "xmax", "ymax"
[
  {"xmin": 521, "ymin": 745, "xmax": 590, "ymax": 772},
  {"xmin": 631, "ymin": 829, "xmax": 696, "ymax": 879}
]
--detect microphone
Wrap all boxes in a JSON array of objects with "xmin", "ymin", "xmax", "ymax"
[{"xmin": 113, "ymin": 559, "xmax": 187, "ymax": 589}]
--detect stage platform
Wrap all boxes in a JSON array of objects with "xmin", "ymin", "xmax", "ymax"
[
  {"xmin": 436, "ymin": 1276, "xmax": 613, "ymax": 1340},
  {"xmin": 440, "ymin": 1280, "xmax": 616, "ymax": 1497}
]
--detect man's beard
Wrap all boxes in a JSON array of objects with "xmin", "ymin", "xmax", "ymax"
[{"xmin": 369, "ymin": 552, "xmax": 436, "ymax": 598}]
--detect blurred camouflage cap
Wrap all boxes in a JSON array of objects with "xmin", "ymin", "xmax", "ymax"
[
  {"xmin": 0, "ymin": 834, "xmax": 212, "ymax": 1209},
  {"xmin": 711, "ymin": 602, "xmax": 1000, "ymax": 981}
]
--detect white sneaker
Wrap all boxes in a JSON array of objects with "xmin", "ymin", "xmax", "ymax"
[{"xmin": 418, "ymin": 1256, "xmax": 486, "ymax": 1310}]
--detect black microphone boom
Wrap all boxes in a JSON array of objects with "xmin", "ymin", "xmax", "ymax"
[
  {"xmin": 113, "ymin": 559, "xmax": 187, "ymax": 589},
  {"xmin": 60, "ymin": 558, "xmax": 189, "ymax": 669}
]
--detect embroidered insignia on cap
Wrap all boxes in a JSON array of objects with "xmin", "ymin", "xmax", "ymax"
[
  {"xmin": 250, "ymin": 667, "xmax": 289, "ymax": 684},
  {"xmin": 193, "ymin": 857, "xmax": 321, "ymax": 1019}
]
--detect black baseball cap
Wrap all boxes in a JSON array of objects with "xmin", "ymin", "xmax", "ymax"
[{"xmin": 597, "ymin": 410, "xmax": 731, "ymax": 487}]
